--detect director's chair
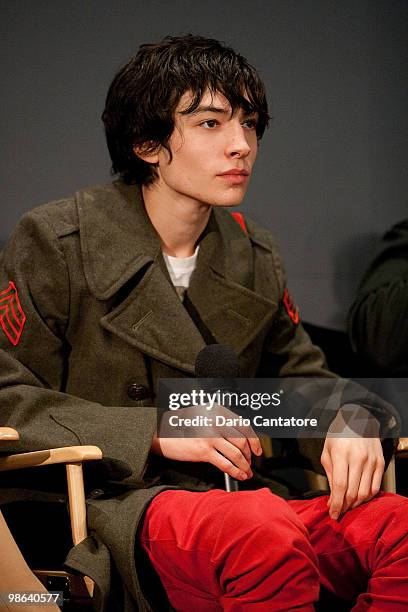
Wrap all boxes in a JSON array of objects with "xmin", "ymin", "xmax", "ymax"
[{"xmin": 0, "ymin": 427, "xmax": 102, "ymax": 610}]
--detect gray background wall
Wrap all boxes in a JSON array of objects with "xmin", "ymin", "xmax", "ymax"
[{"xmin": 1, "ymin": 0, "xmax": 407, "ymax": 330}]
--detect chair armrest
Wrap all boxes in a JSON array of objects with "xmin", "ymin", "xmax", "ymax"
[
  {"xmin": 0, "ymin": 431, "xmax": 101, "ymax": 599},
  {"xmin": 0, "ymin": 446, "xmax": 102, "ymax": 472},
  {"xmin": 0, "ymin": 427, "xmax": 19, "ymax": 441},
  {"xmin": 397, "ymin": 438, "xmax": 408, "ymax": 453},
  {"xmin": 382, "ymin": 438, "xmax": 408, "ymax": 493},
  {"xmin": 0, "ymin": 441, "xmax": 102, "ymax": 548}
]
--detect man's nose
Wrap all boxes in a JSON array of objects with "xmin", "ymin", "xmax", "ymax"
[{"xmin": 225, "ymin": 124, "xmax": 251, "ymax": 158}]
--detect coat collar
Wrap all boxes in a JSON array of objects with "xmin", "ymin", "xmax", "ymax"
[
  {"xmin": 76, "ymin": 181, "xmax": 161, "ymax": 301},
  {"xmin": 76, "ymin": 181, "xmax": 277, "ymax": 373}
]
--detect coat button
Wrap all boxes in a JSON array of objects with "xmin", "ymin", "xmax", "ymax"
[
  {"xmin": 127, "ymin": 383, "xmax": 150, "ymax": 401},
  {"xmin": 89, "ymin": 488, "xmax": 105, "ymax": 499}
]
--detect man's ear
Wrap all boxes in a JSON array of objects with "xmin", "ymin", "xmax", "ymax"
[{"xmin": 133, "ymin": 142, "xmax": 160, "ymax": 164}]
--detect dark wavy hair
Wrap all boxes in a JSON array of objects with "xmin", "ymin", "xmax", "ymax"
[{"xmin": 102, "ymin": 34, "xmax": 270, "ymax": 186}]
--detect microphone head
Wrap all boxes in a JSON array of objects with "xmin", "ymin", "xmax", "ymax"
[{"xmin": 194, "ymin": 344, "xmax": 240, "ymax": 378}]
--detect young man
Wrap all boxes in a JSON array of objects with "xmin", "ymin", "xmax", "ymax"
[{"xmin": 0, "ymin": 35, "xmax": 406, "ymax": 611}]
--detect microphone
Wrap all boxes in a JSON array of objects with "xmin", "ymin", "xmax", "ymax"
[{"xmin": 194, "ymin": 345, "xmax": 240, "ymax": 492}]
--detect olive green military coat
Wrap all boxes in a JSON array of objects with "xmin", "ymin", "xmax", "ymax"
[{"xmin": 0, "ymin": 181, "xmax": 395, "ymax": 610}]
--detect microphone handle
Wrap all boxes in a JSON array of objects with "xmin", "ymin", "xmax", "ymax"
[{"xmin": 224, "ymin": 473, "xmax": 239, "ymax": 492}]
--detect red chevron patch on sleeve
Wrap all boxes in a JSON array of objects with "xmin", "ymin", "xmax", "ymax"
[
  {"xmin": 0, "ymin": 281, "xmax": 26, "ymax": 346},
  {"xmin": 283, "ymin": 288, "xmax": 300, "ymax": 325}
]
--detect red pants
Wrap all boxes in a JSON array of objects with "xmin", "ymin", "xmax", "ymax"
[{"xmin": 139, "ymin": 488, "xmax": 408, "ymax": 611}]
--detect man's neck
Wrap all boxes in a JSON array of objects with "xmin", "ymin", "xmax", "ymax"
[{"xmin": 142, "ymin": 183, "xmax": 212, "ymax": 258}]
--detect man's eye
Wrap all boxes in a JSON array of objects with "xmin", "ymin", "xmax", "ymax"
[
  {"xmin": 242, "ymin": 118, "xmax": 258, "ymax": 129},
  {"xmin": 200, "ymin": 119, "xmax": 219, "ymax": 129}
]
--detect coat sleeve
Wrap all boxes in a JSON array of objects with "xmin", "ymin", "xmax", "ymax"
[
  {"xmin": 348, "ymin": 220, "xmax": 408, "ymax": 374},
  {"xmin": 251, "ymin": 221, "xmax": 335, "ymax": 379},
  {"xmin": 252, "ymin": 224, "xmax": 399, "ymax": 473},
  {"xmin": 0, "ymin": 209, "xmax": 156, "ymax": 485}
]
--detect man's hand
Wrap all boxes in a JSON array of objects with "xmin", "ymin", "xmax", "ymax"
[
  {"xmin": 321, "ymin": 407, "xmax": 385, "ymax": 520},
  {"xmin": 151, "ymin": 404, "xmax": 263, "ymax": 481}
]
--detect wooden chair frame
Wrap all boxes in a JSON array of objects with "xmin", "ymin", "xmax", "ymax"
[
  {"xmin": 381, "ymin": 438, "xmax": 408, "ymax": 493},
  {"xmin": 0, "ymin": 428, "xmax": 102, "ymax": 610}
]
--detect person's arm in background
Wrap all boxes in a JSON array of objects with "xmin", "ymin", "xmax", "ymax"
[{"xmin": 348, "ymin": 220, "xmax": 408, "ymax": 375}]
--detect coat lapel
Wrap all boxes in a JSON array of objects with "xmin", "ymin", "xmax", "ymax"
[
  {"xmin": 77, "ymin": 182, "xmax": 205, "ymax": 373},
  {"xmin": 187, "ymin": 210, "xmax": 278, "ymax": 357},
  {"xmin": 76, "ymin": 181, "xmax": 160, "ymax": 300},
  {"xmin": 100, "ymin": 261, "xmax": 206, "ymax": 374},
  {"xmin": 76, "ymin": 181, "xmax": 277, "ymax": 373}
]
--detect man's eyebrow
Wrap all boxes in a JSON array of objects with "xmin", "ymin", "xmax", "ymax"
[
  {"xmin": 180, "ymin": 105, "xmax": 230, "ymax": 116},
  {"xmin": 180, "ymin": 105, "xmax": 258, "ymax": 117}
]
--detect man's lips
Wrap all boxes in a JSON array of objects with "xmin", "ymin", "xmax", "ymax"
[
  {"xmin": 218, "ymin": 169, "xmax": 249, "ymax": 176},
  {"xmin": 217, "ymin": 169, "xmax": 250, "ymax": 184}
]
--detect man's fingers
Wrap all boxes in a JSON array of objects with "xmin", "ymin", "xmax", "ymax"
[
  {"xmin": 242, "ymin": 428, "xmax": 262, "ymax": 457},
  {"xmin": 207, "ymin": 447, "xmax": 251, "ymax": 481},
  {"xmin": 322, "ymin": 437, "xmax": 385, "ymax": 518},
  {"xmin": 341, "ymin": 460, "xmax": 364, "ymax": 513},
  {"xmin": 371, "ymin": 463, "xmax": 384, "ymax": 497},
  {"xmin": 213, "ymin": 411, "xmax": 262, "ymax": 459},
  {"xmin": 321, "ymin": 449, "xmax": 333, "ymax": 506},
  {"xmin": 213, "ymin": 422, "xmax": 254, "ymax": 464},
  {"xmin": 350, "ymin": 459, "xmax": 383, "ymax": 509},
  {"xmin": 349, "ymin": 462, "xmax": 374, "ymax": 510},
  {"xmin": 213, "ymin": 438, "xmax": 252, "ymax": 477},
  {"xmin": 224, "ymin": 436, "xmax": 252, "ymax": 465},
  {"xmin": 210, "ymin": 406, "xmax": 262, "ymax": 458},
  {"xmin": 232, "ymin": 421, "xmax": 262, "ymax": 457},
  {"xmin": 329, "ymin": 455, "xmax": 349, "ymax": 519}
]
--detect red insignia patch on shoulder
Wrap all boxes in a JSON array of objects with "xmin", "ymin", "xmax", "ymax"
[
  {"xmin": 0, "ymin": 281, "xmax": 26, "ymax": 346},
  {"xmin": 230, "ymin": 212, "xmax": 248, "ymax": 234},
  {"xmin": 283, "ymin": 288, "xmax": 300, "ymax": 325}
]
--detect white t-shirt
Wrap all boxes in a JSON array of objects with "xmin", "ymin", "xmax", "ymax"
[{"xmin": 163, "ymin": 246, "xmax": 199, "ymax": 299}]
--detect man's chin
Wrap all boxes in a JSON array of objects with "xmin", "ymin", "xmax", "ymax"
[{"xmin": 212, "ymin": 192, "xmax": 247, "ymax": 208}]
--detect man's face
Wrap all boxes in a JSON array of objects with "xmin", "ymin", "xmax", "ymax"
[{"xmin": 153, "ymin": 90, "xmax": 259, "ymax": 207}]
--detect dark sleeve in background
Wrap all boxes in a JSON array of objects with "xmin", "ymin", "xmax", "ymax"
[{"xmin": 348, "ymin": 220, "xmax": 408, "ymax": 375}]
